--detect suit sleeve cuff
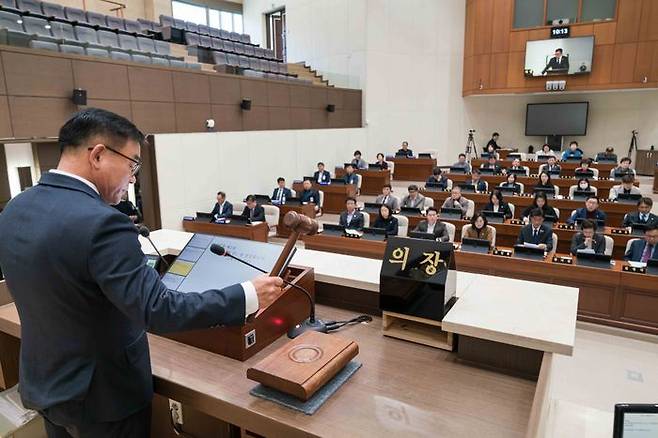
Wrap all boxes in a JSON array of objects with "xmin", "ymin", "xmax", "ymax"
[{"xmin": 241, "ymin": 281, "xmax": 259, "ymax": 318}]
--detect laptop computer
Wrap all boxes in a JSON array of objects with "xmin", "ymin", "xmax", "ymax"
[
  {"xmin": 574, "ymin": 170, "xmax": 594, "ymax": 179},
  {"xmin": 369, "ymin": 163, "xmax": 384, "ymax": 170},
  {"xmin": 458, "ymin": 183, "xmax": 477, "ymax": 193},
  {"xmin": 363, "ymin": 202, "xmax": 382, "ymax": 213},
  {"xmin": 330, "ymin": 178, "xmax": 346, "ymax": 185},
  {"xmin": 400, "ymin": 207, "xmax": 422, "ymax": 215},
  {"xmin": 425, "ymin": 181, "xmax": 447, "ymax": 191},
  {"xmin": 535, "ymin": 154, "xmax": 553, "ymax": 162},
  {"xmin": 460, "ymin": 237, "xmax": 490, "ymax": 254},
  {"xmin": 547, "ymin": 169, "xmax": 561, "ymax": 176},
  {"xmin": 564, "ymin": 156, "xmax": 582, "ymax": 162},
  {"xmin": 575, "ymin": 251, "xmax": 612, "ymax": 269},
  {"xmin": 507, "ymin": 168, "xmax": 527, "ymax": 176},
  {"xmin": 543, "ymin": 215, "xmax": 558, "ymax": 226},
  {"xmin": 616, "ymin": 193, "xmax": 642, "ymax": 204},
  {"xmin": 253, "ymin": 194, "xmax": 272, "ymax": 204},
  {"xmin": 418, "ymin": 153, "xmax": 432, "ymax": 159},
  {"xmin": 449, "ymin": 166, "xmax": 467, "ymax": 174},
  {"xmin": 498, "ymin": 185, "xmax": 520, "ymax": 196},
  {"xmin": 440, "ymin": 207, "xmax": 462, "ymax": 220},
  {"xmin": 513, "ymin": 244, "xmax": 545, "ymax": 260},
  {"xmin": 572, "ymin": 189, "xmax": 594, "ymax": 201},
  {"xmin": 533, "ymin": 187, "xmax": 556, "ymax": 199},
  {"xmin": 647, "ymin": 259, "xmax": 658, "ymax": 276},
  {"xmin": 226, "ymin": 214, "xmax": 250, "ymax": 225},
  {"xmin": 613, "ymin": 404, "xmax": 658, "ymax": 438},
  {"xmin": 507, "ymin": 153, "xmax": 522, "ymax": 160},
  {"xmin": 631, "ymin": 222, "xmax": 649, "ymax": 236},
  {"xmin": 482, "ymin": 210, "xmax": 506, "ymax": 223},
  {"xmin": 479, "ymin": 167, "xmax": 496, "ymax": 175},
  {"xmin": 407, "ymin": 231, "xmax": 437, "ymax": 241},
  {"xmin": 596, "ymin": 157, "xmax": 617, "ymax": 164},
  {"xmin": 196, "ymin": 212, "xmax": 213, "ymax": 222},
  {"xmin": 361, "ymin": 227, "xmax": 388, "ymax": 241},
  {"xmin": 575, "ymin": 218, "xmax": 606, "ymax": 228},
  {"xmin": 321, "ymin": 223, "xmax": 345, "ymax": 236},
  {"xmin": 284, "ymin": 197, "xmax": 302, "ymax": 205}
]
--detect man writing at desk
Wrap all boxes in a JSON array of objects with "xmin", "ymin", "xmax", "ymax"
[
  {"xmin": 542, "ymin": 48, "xmax": 569, "ymax": 75},
  {"xmin": 0, "ymin": 108, "xmax": 283, "ymax": 437},
  {"xmin": 517, "ymin": 209, "xmax": 553, "ymax": 252},
  {"xmin": 241, "ymin": 195, "xmax": 265, "ymax": 222},
  {"xmin": 376, "ymin": 184, "xmax": 400, "ymax": 212},
  {"xmin": 624, "ymin": 225, "xmax": 658, "ymax": 262},
  {"xmin": 210, "ymin": 190, "xmax": 233, "ymax": 221},
  {"xmin": 570, "ymin": 219, "xmax": 606, "ymax": 256}
]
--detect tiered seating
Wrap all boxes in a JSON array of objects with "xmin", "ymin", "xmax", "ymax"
[{"xmin": 0, "ymin": 1, "xmax": 200, "ymax": 69}]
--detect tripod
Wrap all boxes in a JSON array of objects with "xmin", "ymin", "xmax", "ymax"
[
  {"xmin": 628, "ymin": 130, "xmax": 638, "ymax": 157},
  {"xmin": 465, "ymin": 131, "xmax": 478, "ymax": 160}
]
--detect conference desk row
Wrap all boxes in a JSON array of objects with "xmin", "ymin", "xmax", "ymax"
[
  {"xmin": 291, "ymin": 181, "xmax": 357, "ymax": 214},
  {"xmin": 301, "ymin": 233, "xmax": 658, "ymax": 336},
  {"xmin": 334, "ymin": 167, "xmax": 391, "ymax": 196},
  {"xmin": 472, "ymin": 158, "xmax": 617, "ymax": 177}
]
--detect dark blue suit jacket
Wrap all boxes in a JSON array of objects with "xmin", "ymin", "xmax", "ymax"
[
  {"xmin": 313, "ymin": 170, "xmax": 331, "ymax": 184},
  {"xmin": 567, "ymin": 207, "xmax": 607, "ymax": 225},
  {"xmin": 0, "ymin": 172, "xmax": 246, "ymax": 422},
  {"xmin": 624, "ymin": 239, "xmax": 658, "ymax": 262},
  {"xmin": 271, "ymin": 187, "xmax": 292, "ymax": 202},
  {"xmin": 210, "ymin": 201, "xmax": 233, "ymax": 220}
]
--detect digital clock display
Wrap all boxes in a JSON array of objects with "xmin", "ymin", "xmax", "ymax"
[{"xmin": 551, "ymin": 26, "xmax": 570, "ymax": 38}]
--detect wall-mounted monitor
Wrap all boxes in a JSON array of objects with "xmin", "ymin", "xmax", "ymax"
[
  {"xmin": 525, "ymin": 102, "xmax": 589, "ymax": 136},
  {"xmin": 524, "ymin": 36, "xmax": 594, "ymax": 77}
]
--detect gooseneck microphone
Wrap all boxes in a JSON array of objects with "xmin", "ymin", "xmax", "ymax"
[
  {"xmin": 210, "ymin": 243, "xmax": 327, "ymax": 338},
  {"xmin": 137, "ymin": 225, "xmax": 170, "ymax": 269}
]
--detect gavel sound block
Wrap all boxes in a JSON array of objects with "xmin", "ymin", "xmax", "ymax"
[{"xmin": 165, "ymin": 211, "xmax": 319, "ymax": 361}]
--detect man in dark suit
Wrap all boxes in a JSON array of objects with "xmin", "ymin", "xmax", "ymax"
[
  {"xmin": 300, "ymin": 180, "xmax": 321, "ymax": 212},
  {"xmin": 0, "ymin": 109, "xmax": 283, "ymax": 437},
  {"xmin": 338, "ymin": 197, "xmax": 364, "ymax": 231},
  {"xmin": 480, "ymin": 156, "xmax": 503, "ymax": 174},
  {"xmin": 622, "ymin": 198, "xmax": 658, "ymax": 229},
  {"xmin": 542, "ymin": 48, "xmax": 569, "ymax": 74},
  {"xmin": 624, "ymin": 225, "xmax": 658, "ymax": 262},
  {"xmin": 313, "ymin": 162, "xmax": 331, "ymax": 184},
  {"xmin": 343, "ymin": 164, "xmax": 359, "ymax": 185},
  {"xmin": 113, "ymin": 191, "xmax": 140, "ymax": 223},
  {"xmin": 210, "ymin": 191, "xmax": 233, "ymax": 221},
  {"xmin": 465, "ymin": 168, "xmax": 488, "ymax": 192},
  {"xmin": 241, "ymin": 195, "xmax": 266, "ymax": 222},
  {"xmin": 567, "ymin": 196, "xmax": 607, "ymax": 225},
  {"xmin": 271, "ymin": 177, "xmax": 292, "ymax": 204},
  {"xmin": 396, "ymin": 141, "xmax": 413, "ymax": 157},
  {"xmin": 413, "ymin": 207, "xmax": 450, "ymax": 241},
  {"xmin": 516, "ymin": 208, "xmax": 553, "ymax": 252},
  {"xmin": 570, "ymin": 219, "xmax": 606, "ymax": 256},
  {"xmin": 543, "ymin": 156, "xmax": 561, "ymax": 173}
]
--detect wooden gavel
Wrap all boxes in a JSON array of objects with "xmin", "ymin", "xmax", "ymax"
[{"xmin": 269, "ymin": 211, "xmax": 319, "ymax": 277}]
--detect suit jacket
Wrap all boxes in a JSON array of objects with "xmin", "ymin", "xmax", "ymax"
[
  {"xmin": 521, "ymin": 204, "xmax": 557, "ymax": 220},
  {"xmin": 271, "ymin": 187, "xmax": 292, "ymax": 203},
  {"xmin": 624, "ymin": 239, "xmax": 658, "ymax": 262},
  {"xmin": 570, "ymin": 232, "xmax": 606, "ymax": 256},
  {"xmin": 465, "ymin": 179, "xmax": 488, "ymax": 192},
  {"xmin": 300, "ymin": 189, "xmax": 320, "ymax": 204},
  {"xmin": 611, "ymin": 167, "xmax": 636, "ymax": 178},
  {"xmin": 543, "ymin": 164, "xmax": 562, "ymax": 173},
  {"xmin": 241, "ymin": 205, "xmax": 265, "ymax": 222},
  {"xmin": 451, "ymin": 162, "xmax": 472, "ymax": 173},
  {"xmin": 344, "ymin": 173, "xmax": 358, "ymax": 185},
  {"xmin": 401, "ymin": 194, "xmax": 425, "ymax": 209},
  {"xmin": 517, "ymin": 223, "xmax": 554, "ymax": 252},
  {"xmin": 414, "ymin": 220, "xmax": 449, "ymax": 242},
  {"xmin": 339, "ymin": 210, "xmax": 364, "ymax": 231},
  {"xmin": 622, "ymin": 211, "xmax": 658, "ymax": 228},
  {"xmin": 351, "ymin": 158, "xmax": 368, "ymax": 170},
  {"xmin": 373, "ymin": 216, "xmax": 399, "ymax": 236},
  {"xmin": 441, "ymin": 196, "xmax": 470, "ymax": 215},
  {"xmin": 610, "ymin": 185, "xmax": 641, "ymax": 200},
  {"xmin": 480, "ymin": 163, "xmax": 502, "ymax": 174},
  {"xmin": 313, "ymin": 170, "xmax": 331, "ymax": 184},
  {"xmin": 374, "ymin": 160, "xmax": 389, "ymax": 170},
  {"xmin": 463, "ymin": 225, "xmax": 494, "ymax": 246},
  {"xmin": 210, "ymin": 201, "xmax": 233, "ymax": 220},
  {"xmin": 543, "ymin": 55, "xmax": 569, "ymax": 74},
  {"xmin": 567, "ymin": 207, "xmax": 607, "ymax": 225},
  {"xmin": 375, "ymin": 194, "xmax": 400, "ymax": 212},
  {"xmin": 0, "ymin": 172, "xmax": 246, "ymax": 421},
  {"xmin": 484, "ymin": 201, "xmax": 513, "ymax": 219},
  {"xmin": 396, "ymin": 148, "xmax": 413, "ymax": 157}
]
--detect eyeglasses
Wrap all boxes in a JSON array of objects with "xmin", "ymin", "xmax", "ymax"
[{"xmin": 88, "ymin": 144, "xmax": 142, "ymax": 176}]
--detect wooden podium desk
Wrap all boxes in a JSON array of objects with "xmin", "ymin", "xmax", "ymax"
[
  {"xmin": 390, "ymin": 157, "xmax": 436, "ymax": 180},
  {"xmin": 471, "ymin": 159, "xmax": 616, "ymax": 177},
  {"xmin": 292, "ymin": 181, "xmax": 357, "ymax": 214},
  {"xmin": 182, "ymin": 219, "xmax": 269, "ymax": 242},
  {"xmin": 445, "ymin": 173, "xmax": 637, "ymax": 199},
  {"xmin": 276, "ymin": 203, "xmax": 316, "ymax": 238},
  {"xmin": 335, "ymin": 167, "xmax": 391, "ymax": 195}
]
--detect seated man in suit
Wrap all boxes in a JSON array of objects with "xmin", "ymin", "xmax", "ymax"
[
  {"xmin": 441, "ymin": 186, "xmax": 470, "ymax": 217},
  {"xmin": 480, "ymin": 155, "xmax": 503, "ymax": 174},
  {"xmin": 542, "ymin": 48, "xmax": 569, "ymax": 75},
  {"xmin": 241, "ymin": 195, "xmax": 265, "ymax": 222},
  {"xmin": 465, "ymin": 168, "xmax": 488, "ymax": 192},
  {"xmin": 401, "ymin": 184, "xmax": 425, "ymax": 209},
  {"xmin": 624, "ymin": 225, "xmax": 658, "ymax": 262},
  {"xmin": 413, "ymin": 207, "xmax": 449, "ymax": 242},
  {"xmin": 313, "ymin": 162, "xmax": 331, "ymax": 184},
  {"xmin": 542, "ymin": 155, "xmax": 561, "ymax": 174},
  {"xmin": 113, "ymin": 191, "xmax": 140, "ymax": 223},
  {"xmin": 622, "ymin": 197, "xmax": 658, "ymax": 229},
  {"xmin": 396, "ymin": 141, "xmax": 413, "ymax": 157},
  {"xmin": 426, "ymin": 167, "xmax": 450, "ymax": 189},
  {"xmin": 339, "ymin": 197, "xmax": 364, "ymax": 231},
  {"xmin": 570, "ymin": 219, "xmax": 606, "ymax": 256},
  {"xmin": 452, "ymin": 153, "xmax": 471, "ymax": 173},
  {"xmin": 351, "ymin": 150, "xmax": 368, "ymax": 170},
  {"xmin": 375, "ymin": 184, "xmax": 400, "ymax": 212},
  {"xmin": 567, "ymin": 196, "xmax": 607, "ymax": 225},
  {"xmin": 596, "ymin": 147, "xmax": 617, "ymax": 163},
  {"xmin": 210, "ymin": 191, "xmax": 233, "ymax": 221},
  {"xmin": 343, "ymin": 164, "xmax": 359, "ymax": 185},
  {"xmin": 516, "ymin": 208, "xmax": 553, "ymax": 252},
  {"xmin": 271, "ymin": 177, "xmax": 292, "ymax": 204},
  {"xmin": 561, "ymin": 141, "xmax": 583, "ymax": 160},
  {"xmin": 611, "ymin": 157, "xmax": 636, "ymax": 178},
  {"xmin": 610, "ymin": 174, "xmax": 640, "ymax": 200},
  {"xmin": 300, "ymin": 179, "xmax": 321, "ymax": 207}
]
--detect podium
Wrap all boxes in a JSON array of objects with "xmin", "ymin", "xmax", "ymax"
[
  {"xmin": 292, "ymin": 181, "xmax": 357, "ymax": 214},
  {"xmin": 390, "ymin": 157, "xmax": 436, "ymax": 181}
]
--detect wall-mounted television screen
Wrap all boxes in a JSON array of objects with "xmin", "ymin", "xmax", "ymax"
[
  {"xmin": 524, "ymin": 36, "xmax": 594, "ymax": 77},
  {"xmin": 525, "ymin": 102, "xmax": 589, "ymax": 136}
]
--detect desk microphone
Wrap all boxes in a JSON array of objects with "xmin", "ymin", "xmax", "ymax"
[
  {"xmin": 210, "ymin": 243, "xmax": 327, "ymax": 338},
  {"xmin": 137, "ymin": 225, "xmax": 170, "ymax": 269}
]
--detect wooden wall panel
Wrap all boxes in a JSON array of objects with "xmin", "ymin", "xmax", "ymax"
[
  {"xmin": 0, "ymin": 56, "xmax": 6, "ymax": 95},
  {"xmin": 175, "ymin": 103, "xmax": 212, "ymax": 132},
  {"xmin": 327, "ymin": 111, "xmax": 344, "ymax": 129},
  {"xmin": 211, "ymin": 104, "xmax": 243, "ymax": 131},
  {"xmin": 593, "ymin": 22, "xmax": 617, "ymax": 45},
  {"xmin": 490, "ymin": 53, "xmax": 509, "ymax": 89},
  {"xmin": 85, "ymin": 100, "xmax": 132, "ymax": 121},
  {"xmin": 128, "ymin": 67, "xmax": 174, "ymax": 102},
  {"xmin": 290, "ymin": 108, "xmax": 311, "ymax": 129},
  {"xmin": 72, "ymin": 61, "xmax": 130, "ymax": 100},
  {"xmin": 3, "ymin": 53, "xmax": 73, "ymax": 97},
  {"xmin": 639, "ymin": 0, "xmax": 658, "ymax": 41},
  {"xmin": 634, "ymin": 41, "xmax": 656, "ymax": 83},
  {"xmin": 616, "ymin": 0, "xmax": 643, "ymax": 43},
  {"xmin": 35, "ymin": 142, "xmax": 60, "ymax": 174},
  {"xmin": 343, "ymin": 110, "xmax": 362, "ymax": 128},
  {"xmin": 267, "ymin": 82, "xmax": 290, "ymax": 107},
  {"xmin": 463, "ymin": 56, "xmax": 474, "ymax": 92},
  {"xmin": 506, "ymin": 51, "xmax": 526, "ymax": 88},
  {"xmin": 0, "ymin": 96, "xmax": 13, "ymax": 138},
  {"xmin": 0, "ymin": 145, "xmax": 10, "ymax": 207},
  {"xmin": 242, "ymin": 106, "xmax": 269, "ymax": 131},
  {"xmin": 474, "ymin": 54, "xmax": 491, "ymax": 89},
  {"xmin": 589, "ymin": 45, "xmax": 615, "ymax": 84},
  {"xmin": 343, "ymin": 90, "xmax": 362, "ymax": 110},
  {"xmin": 570, "ymin": 24, "xmax": 593, "ymax": 37},
  {"xmin": 464, "ymin": 0, "xmax": 476, "ymax": 58},
  {"xmin": 310, "ymin": 109, "xmax": 328, "ymax": 129},
  {"xmin": 268, "ymin": 107, "xmax": 291, "ymax": 130},
  {"xmin": 131, "ymin": 102, "xmax": 176, "ymax": 134},
  {"xmin": 651, "ymin": 43, "xmax": 658, "ymax": 82},
  {"xmin": 239, "ymin": 79, "xmax": 268, "ymax": 107},
  {"xmin": 611, "ymin": 43, "xmax": 638, "ymax": 83},
  {"xmin": 509, "ymin": 31, "xmax": 528, "ymax": 52},
  {"xmin": 9, "ymin": 97, "xmax": 75, "ymax": 138},
  {"xmin": 209, "ymin": 76, "xmax": 241, "ymax": 105},
  {"xmin": 473, "ymin": 0, "xmax": 494, "ymax": 55},
  {"xmin": 491, "ymin": 0, "xmax": 513, "ymax": 53},
  {"xmin": 172, "ymin": 72, "xmax": 210, "ymax": 104},
  {"xmin": 310, "ymin": 87, "xmax": 328, "ymax": 109},
  {"xmin": 327, "ymin": 88, "xmax": 344, "ymax": 110},
  {"xmin": 290, "ymin": 86, "xmax": 311, "ymax": 108}
]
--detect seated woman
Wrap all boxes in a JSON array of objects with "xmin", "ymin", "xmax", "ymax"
[
  {"xmin": 575, "ymin": 158, "xmax": 594, "ymax": 175},
  {"xmin": 499, "ymin": 173, "xmax": 522, "ymax": 193},
  {"xmin": 574, "ymin": 178, "xmax": 595, "ymax": 195},
  {"xmin": 462, "ymin": 213, "xmax": 494, "ymax": 247},
  {"xmin": 538, "ymin": 143, "xmax": 556, "ymax": 157},
  {"xmin": 521, "ymin": 191, "xmax": 558, "ymax": 221},
  {"xmin": 483, "ymin": 190, "xmax": 513, "ymax": 219},
  {"xmin": 372, "ymin": 204, "xmax": 399, "ymax": 236},
  {"xmin": 534, "ymin": 171, "xmax": 555, "ymax": 194},
  {"xmin": 426, "ymin": 167, "xmax": 449, "ymax": 189},
  {"xmin": 373, "ymin": 152, "xmax": 389, "ymax": 170}
]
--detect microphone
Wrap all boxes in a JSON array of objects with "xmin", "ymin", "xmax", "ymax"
[
  {"xmin": 210, "ymin": 243, "xmax": 327, "ymax": 338},
  {"xmin": 137, "ymin": 225, "xmax": 170, "ymax": 269}
]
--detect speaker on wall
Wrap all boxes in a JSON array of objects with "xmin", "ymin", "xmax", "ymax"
[
  {"xmin": 241, "ymin": 98, "xmax": 252, "ymax": 111},
  {"xmin": 72, "ymin": 88, "xmax": 87, "ymax": 106},
  {"xmin": 326, "ymin": 104, "xmax": 335, "ymax": 113}
]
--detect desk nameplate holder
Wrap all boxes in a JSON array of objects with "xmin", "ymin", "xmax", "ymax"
[{"xmin": 379, "ymin": 237, "xmax": 457, "ymax": 351}]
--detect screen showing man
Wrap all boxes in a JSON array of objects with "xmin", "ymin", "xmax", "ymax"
[{"xmin": 542, "ymin": 48, "xmax": 569, "ymax": 74}]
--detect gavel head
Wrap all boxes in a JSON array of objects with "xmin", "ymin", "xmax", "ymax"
[{"xmin": 283, "ymin": 211, "xmax": 318, "ymax": 235}]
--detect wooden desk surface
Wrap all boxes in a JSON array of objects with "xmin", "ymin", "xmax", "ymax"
[
  {"xmin": 390, "ymin": 157, "xmax": 437, "ymax": 181},
  {"xmin": 292, "ymin": 182, "xmax": 358, "ymax": 214},
  {"xmin": 0, "ymin": 303, "xmax": 535, "ymax": 438},
  {"xmin": 471, "ymin": 159, "xmax": 616, "ymax": 176},
  {"xmin": 334, "ymin": 168, "xmax": 391, "ymax": 195},
  {"xmin": 181, "ymin": 220, "xmax": 269, "ymax": 242}
]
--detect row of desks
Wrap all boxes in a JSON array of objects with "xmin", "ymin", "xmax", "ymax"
[{"xmin": 301, "ymin": 233, "xmax": 658, "ymax": 336}]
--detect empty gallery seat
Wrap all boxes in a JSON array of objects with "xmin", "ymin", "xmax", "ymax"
[
  {"xmin": 109, "ymin": 50, "xmax": 130, "ymax": 62},
  {"xmin": 16, "ymin": 0, "xmax": 44, "ymax": 16},
  {"xmin": 49, "ymin": 21, "xmax": 77, "ymax": 43},
  {"xmin": 123, "ymin": 19, "xmax": 145, "ymax": 36},
  {"xmin": 85, "ymin": 47, "xmax": 109, "ymax": 58},
  {"xmin": 151, "ymin": 56, "xmax": 168, "ymax": 66},
  {"xmin": 29, "ymin": 38, "xmax": 57, "ymax": 51},
  {"xmin": 106, "ymin": 15, "xmax": 126, "ymax": 32},
  {"xmin": 86, "ymin": 11, "xmax": 108, "ymax": 29},
  {"xmin": 59, "ymin": 43, "xmax": 84, "ymax": 55},
  {"xmin": 0, "ymin": 0, "xmax": 21, "ymax": 14},
  {"xmin": 0, "ymin": 10, "xmax": 30, "ymax": 45},
  {"xmin": 40, "ymin": 2, "xmax": 65, "ymax": 20},
  {"xmin": 64, "ymin": 7, "xmax": 87, "ymax": 24},
  {"xmin": 21, "ymin": 16, "xmax": 55, "ymax": 40}
]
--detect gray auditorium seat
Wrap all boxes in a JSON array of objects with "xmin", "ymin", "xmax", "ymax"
[
  {"xmin": 49, "ymin": 21, "xmax": 78, "ymax": 44},
  {"xmin": 258, "ymin": 59, "xmax": 269, "ymax": 72},
  {"xmin": 228, "ymin": 31, "xmax": 240, "ymax": 42},
  {"xmin": 150, "ymin": 56, "xmax": 168, "ymax": 66},
  {"xmin": 119, "ymin": 34, "xmax": 150, "ymax": 55},
  {"xmin": 185, "ymin": 22, "xmax": 198, "ymax": 33},
  {"xmin": 169, "ymin": 59, "xmax": 185, "ymax": 68},
  {"xmin": 136, "ymin": 36, "xmax": 156, "ymax": 53},
  {"xmin": 17, "ymin": 0, "xmax": 43, "ymax": 16},
  {"xmin": 0, "ymin": 0, "xmax": 21, "ymax": 14},
  {"xmin": 64, "ymin": 7, "xmax": 87, "ymax": 24},
  {"xmin": 218, "ymin": 29, "xmax": 230, "ymax": 40},
  {"xmin": 86, "ymin": 11, "xmax": 108, "ymax": 29},
  {"xmin": 131, "ymin": 53, "xmax": 151, "ymax": 64},
  {"xmin": 254, "ymin": 47, "xmax": 265, "ymax": 58},
  {"xmin": 208, "ymin": 27, "xmax": 220, "ymax": 38},
  {"xmin": 278, "ymin": 62, "xmax": 287, "ymax": 74},
  {"xmin": 159, "ymin": 15, "xmax": 174, "ymax": 28},
  {"xmin": 239, "ymin": 33, "xmax": 250, "ymax": 44},
  {"xmin": 123, "ymin": 19, "xmax": 144, "ymax": 36},
  {"xmin": 226, "ymin": 53, "xmax": 239, "ymax": 67},
  {"xmin": 233, "ymin": 42, "xmax": 245, "ymax": 55},
  {"xmin": 223, "ymin": 40, "xmax": 234, "ymax": 52},
  {"xmin": 268, "ymin": 60, "xmax": 278, "ymax": 73},
  {"xmin": 184, "ymin": 31, "xmax": 199, "ymax": 46},
  {"xmin": 212, "ymin": 51, "xmax": 228, "ymax": 65},
  {"xmin": 197, "ymin": 24, "xmax": 209, "ymax": 36},
  {"xmin": 264, "ymin": 48, "xmax": 275, "ymax": 59},
  {"xmin": 85, "ymin": 47, "xmax": 109, "ymax": 58},
  {"xmin": 41, "ymin": 2, "xmax": 65, "ymax": 20},
  {"xmin": 29, "ymin": 39, "xmax": 58, "ymax": 52},
  {"xmin": 0, "ymin": 10, "xmax": 30, "ymax": 46},
  {"xmin": 210, "ymin": 37, "xmax": 223, "ymax": 51},
  {"xmin": 59, "ymin": 44, "xmax": 85, "ymax": 55},
  {"xmin": 97, "ymin": 30, "xmax": 122, "ymax": 50},
  {"xmin": 243, "ymin": 44, "xmax": 255, "ymax": 57},
  {"xmin": 22, "ymin": 16, "xmax": 56, "ymax": 41},
  {"xmin": 74, "ymin": 25, "xmax": 104, "ymax": 48},
  {"xmin": 238, "ymin": 55, "xmax": 250, "ymax": 69},
  {"xmin": 137, "ymin": 18, "xmax": 153, "ymax": 32},
  {"xmin": 106, "ymin": 16, "xmax": 125, "ymax": 32},
  {"xmin": 109, "ymin": 50, "xmax": 130, "ymax": 62},
  {"xmin": 199, "ymin": 34, "xmax": 211, "ymax": 48},
  {"xmin": 186, "ymin": 62, "xmax": 201, "ymax": 70},
  {"xmin": 243, "ymin": 69, "xmax": 265, "ymax": 79},
  {"xmin": 249, "ymin": 58, "xmax": 262, "ymax": 71},
  {"xmin": 173, "ymin": 18, "xmax": 185, "ymax": 29}
]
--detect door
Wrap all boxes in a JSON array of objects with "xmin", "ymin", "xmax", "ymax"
[{"xmin": 266, "ymin": 8, "xmax": 286, "ymax": 61}]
